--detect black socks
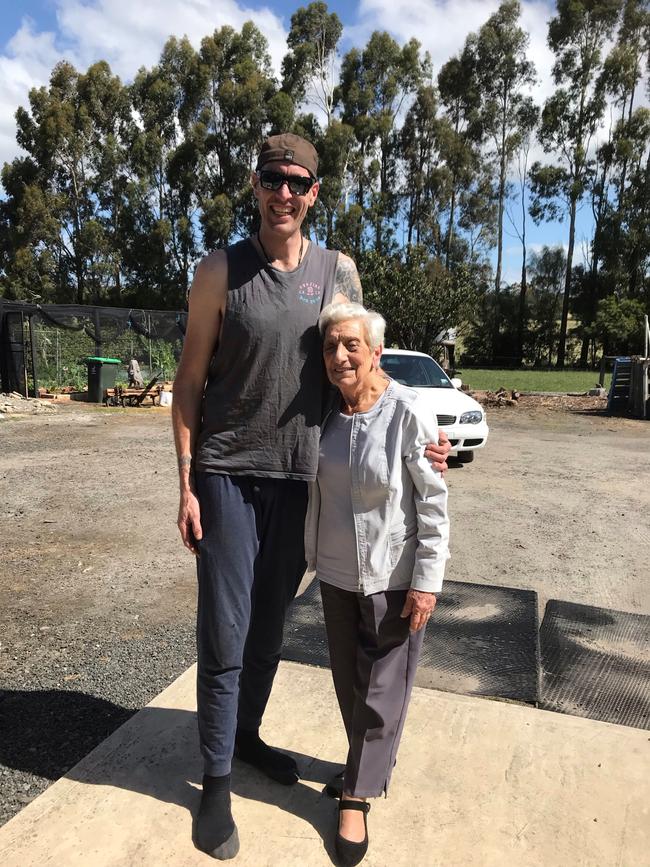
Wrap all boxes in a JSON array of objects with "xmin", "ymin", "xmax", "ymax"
[
  {"xmin": 195, "ymin": 733, "xmax": 297, "ymax": 857},
  {"xmin": 195, "ymin": 774, "xmax": 240, "ymax": 860},
  {"xmin": 234, "ymin": 727, "xmax": 299, "ymax": 785}
]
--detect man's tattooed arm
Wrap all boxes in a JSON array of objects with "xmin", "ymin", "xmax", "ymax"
[{"xmin": 333, "ymin": 253, "xmax": 363, "ymax": 304}]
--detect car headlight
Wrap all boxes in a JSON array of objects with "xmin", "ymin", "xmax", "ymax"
[{"xmin": 459, "ymin": 410, "xmax": 483, "ymax": 424}]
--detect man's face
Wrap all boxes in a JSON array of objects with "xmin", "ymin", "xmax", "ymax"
[{"xmin": 251, "ymin": 160, "xmax": 319, "ymax": 238}]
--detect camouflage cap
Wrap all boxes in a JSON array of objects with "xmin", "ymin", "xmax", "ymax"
[{"xmin": 256, "ymin": 133, "xmax": 319, "ymax": 179}]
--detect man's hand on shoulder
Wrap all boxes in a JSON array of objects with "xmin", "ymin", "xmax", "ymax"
[
  {"xmin": 425, "ymin": 430, "xmax": 451, "ymax": 473},
  {"xmin": 332, "ymin": 253, "xmax": 363, "ymax": 305}
]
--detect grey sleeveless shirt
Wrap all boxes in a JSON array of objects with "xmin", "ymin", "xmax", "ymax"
[{"xmin": 196, "ymin": 238, "xmax": 339, "ymax": 480}]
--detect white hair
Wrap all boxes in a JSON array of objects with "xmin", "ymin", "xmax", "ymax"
[{"xmin": 318, "ymin": 302, "xmax": 386, "ymax": 350}]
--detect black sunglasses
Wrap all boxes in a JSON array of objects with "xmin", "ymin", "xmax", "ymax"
[{"xmin": 258, "ymin": 170, "xmax": 315, "ymax": 196}]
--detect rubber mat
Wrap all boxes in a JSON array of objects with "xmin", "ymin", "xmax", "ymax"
[
  {"xmin": 539, "ymin": 600, "xmax": 650, "ymax": 730},
  {"xmin": 282, "ymin": 579, "xmax": 540, "ymax": 704}
]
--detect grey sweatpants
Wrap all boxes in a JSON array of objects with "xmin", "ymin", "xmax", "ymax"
[
  {"xmin": 319, "ymin": 581, "xmax": 426, "ymax": 798},
  {"xmin": 195, "ymin": 472, "xmax": 309, "ymax": 777}
]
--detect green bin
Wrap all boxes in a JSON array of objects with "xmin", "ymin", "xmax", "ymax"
[{"xmin": 85, "ymin": 356, "xmax": 121, "ymax": 402}]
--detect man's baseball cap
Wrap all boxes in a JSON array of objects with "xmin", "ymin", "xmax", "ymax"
[{"xmin": 256, "ymin": 133, "xmax": 319, "ymax": 179}]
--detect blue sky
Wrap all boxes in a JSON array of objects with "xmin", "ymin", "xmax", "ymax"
[{"xmin": 0, "ymin": 0, "xmax": 605, "ymax": 282}]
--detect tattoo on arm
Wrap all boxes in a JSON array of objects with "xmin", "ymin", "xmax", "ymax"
[{"xmin": 334, "ymin": 256, "xmax": 363, "ymax": 303}]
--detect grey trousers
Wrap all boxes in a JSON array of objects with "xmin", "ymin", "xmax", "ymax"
[{"xmin": 319, "ymin": 581, "xmax": 426, "ymax": 798}]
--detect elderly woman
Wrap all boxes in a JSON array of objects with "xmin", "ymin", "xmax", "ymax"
[{"xmin": 305, "ymin": 302, "xmax": 450, "ymax": 866}]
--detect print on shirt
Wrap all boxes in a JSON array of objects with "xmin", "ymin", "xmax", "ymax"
[{"xmin": 298, "ymin": 281, "xmax": 321, "ymax": 305}]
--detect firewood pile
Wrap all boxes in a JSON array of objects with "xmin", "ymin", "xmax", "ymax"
[
  {"xmin": 468, "ymin": 388, "xmax": 608, "ymax": 413},
  {"xmin": 469, "ymin": 388, "xmax": 520, "ymax": 408}
]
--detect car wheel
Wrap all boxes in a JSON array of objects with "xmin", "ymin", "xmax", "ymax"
[{"xmin": 457, "ymin": 451, "xmax": 474, "ymax": 463}]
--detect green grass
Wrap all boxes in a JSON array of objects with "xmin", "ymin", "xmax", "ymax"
[{"xmin": 455, "ymin": 368, "xmax": 607, "ymax": 394}]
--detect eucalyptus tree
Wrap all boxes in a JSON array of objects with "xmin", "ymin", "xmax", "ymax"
[
  {"xmin": 578, "ymin": 1, "xmax": 649, "ymax": 329},
  {"xmin": 597, "ymin": 107, "xmax": 650, "ymax": 300},
  {"xmin": 458, "ymin": 167, "xmax": 498, "ymax": 265},
  {"xmin": 400, "ymin": 84, "xmax": 452, "ymax": 253},
  {"xmin": 470, "ymin": 0, "xmax": 536, "ymax": 294},
  {"xmin": 78, "ymin": 61, "xmax": 136, "ymax": 300},
  {"xmin": 310, "ymin": 120, "xmax": 356, "ymax": 248},
  {"xmin": 504, "ymin": 99, "xmax": 538, "ymax": 363},
  {"xmin": 600, "ymin": 0, "xmax": 649, "ymax": 202},
  {"xmin": 1, "ymin": 154, "xmax": 59, "ymax": 300},
  {"xmin": 336, "ymin": 32, "xmax": 426, "ymax": 255},
  {"xmin": 129, "ymin": 36, "xmax": 200, "ymax": 306},
  {"xmin": 195, "ymin": 23, "xmax": 279, "ymax": 244},
  {"xmin": 1, "ymin": 60, "xmax": 131, "ymax": 303},
  {"xmin": 437, "ymin": 47, "xmax": 482, "ymax": 270},
  {"xmin": 529, "ymin": 0, "xmax": 623, "ymax": 367},
  {"xmin": 594, "ymin": 0, "xmax": 650, "ymax": 303},
  {"xmin": 282, "ymin": 2, "xmax": 343, "ymax": 126}
]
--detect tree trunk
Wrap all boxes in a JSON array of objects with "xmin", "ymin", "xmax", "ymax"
[
  {"xmin": 407, "ymin": 193, "xmax": 415, "ymax": 248},
  {"xmin": 516, "ymin": 182, "xmax": 528, "ymax": 366},
  {"xmin": 517, "ymin": 260, "xmax": 527, "ymax": 367},
  {"xmin": 445, "ymin": 184, "xmax": 456, "ymax": 271},
  {"xmin": 326, "ymin": 207, "xmax": 334, "ymax": 250},
  {"xmin": 557, "ymin": 196, "xmax": 577, "ymax": 368},
  {"xmin": 495, "ymin": 100, "xmax": 507, "ymax": 294}
]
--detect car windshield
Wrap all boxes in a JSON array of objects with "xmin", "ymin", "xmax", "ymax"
[{"xmin": 381, "ymin": 354, "xmax": 453, "ymax": 389}]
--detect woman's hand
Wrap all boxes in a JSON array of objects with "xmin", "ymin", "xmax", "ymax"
[{"xmin": 400, "ymin": 589, "xmax": 437, "ymax": 632}]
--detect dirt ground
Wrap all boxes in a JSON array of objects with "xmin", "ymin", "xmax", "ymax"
[
  {"xmin": 1, "ymin": 395, "xmax": 649, "ymax": 824},
  {"xmin": 1, "ymin": 395, "xmax": 648, "ymax": 643}
]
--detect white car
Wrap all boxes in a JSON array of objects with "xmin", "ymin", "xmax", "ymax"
[{"xmin": 380, "ymin": 348, "xmax": 489, "ymax": 463}]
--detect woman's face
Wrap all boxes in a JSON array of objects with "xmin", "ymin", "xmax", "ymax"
[{"xmin": 323, "ymin": 318, "xmax": 382, "ymax": 391}]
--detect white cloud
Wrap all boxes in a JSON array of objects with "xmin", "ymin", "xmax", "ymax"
[
  {"xmin": 0, "ymin": 20, "xmax": 72, "ymax": 168},
  {"xmin": 55, "ymin": 0, "xmax": 288, "ymax": 80},
  {"xmin": 347, "ymin": 0, "xmax": 501, "ymax": 68},
  {"xmin": 346, "ymin": 0, "xmax": 556, "ymax": 93},
  {"xmin": 0, "ymin": 0, "xmax": 288, "ymax": 169},
  {"xmin": 2, "ymin": 0, "xmax": 643, "ymax": 209},
  {"xmin": 342, "ymin": 1, "xmax": 558, "ymax": 169},
  {"xmin": 519, "ymin": 1, "xmax": 556, "ymax": 104}
]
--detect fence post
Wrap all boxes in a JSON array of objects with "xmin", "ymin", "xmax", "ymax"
[
  {"xmin": 93, "ymin": 308, "xmax": 101, "ymax": 357},
  {"xmin": 29, "ymin": 315, "xmax": 39, "ymax": 397},
  {"xmin": 598, "ymin": 356, "xmax": 607, "ymax": 388}
]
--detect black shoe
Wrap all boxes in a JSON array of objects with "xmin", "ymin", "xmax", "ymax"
[
  {"xmin": 234, "ymin": 728, "xmax": 299, "ymax": 785},
  {"xmin": 335, "ymin": 799, "xmax": 370, "ymax": 867},
  {"xmin": 195, "ymin": 774, "xmax": 240, "ymax": 860},
  {"xmin": 325, "ymin": 769, "xmax": 345, "ymax": 799}
]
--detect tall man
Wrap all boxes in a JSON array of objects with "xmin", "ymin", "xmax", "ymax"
[{"xmin": 172, "ymin": 133, "xmax": 450, "ymax": 860}]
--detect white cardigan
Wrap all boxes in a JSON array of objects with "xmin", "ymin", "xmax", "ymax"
[{"xmin": 305, "ymin": 381, "xmax": 450, "ymax": 595}]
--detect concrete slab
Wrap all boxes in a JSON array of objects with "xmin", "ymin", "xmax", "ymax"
[{"xmin": 0, "ymin": 661, "xmax": 648, "ymax": 867}]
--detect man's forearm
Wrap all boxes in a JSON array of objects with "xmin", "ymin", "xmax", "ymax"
[{"xmin": 172, "ymin": 381, "xmax": 203, "ymax": 493}]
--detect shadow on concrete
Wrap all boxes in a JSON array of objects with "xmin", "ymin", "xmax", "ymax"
[
  {"xmin": 0, "ymin": 689, "xmax": 135, "ymax": 780},
  {"xmin": 284, "ymin": 580, "xmax": 540, "ymax": 704},
  {"xmin": 540, "ymin": 600, "xmax": 650, "ymax": 730},
  {"xmin": 1, "ymin": 691, "xmax": 342, "ymax": 857}
]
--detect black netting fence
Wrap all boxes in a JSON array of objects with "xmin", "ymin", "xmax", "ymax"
[{"xmin": 0, "ymin": 301, "xmax": 188, "ymax": 396}]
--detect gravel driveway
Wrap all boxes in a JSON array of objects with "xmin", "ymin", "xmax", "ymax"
[{"xmin": 1, "ymin": 399, "xmax": 649, "ymax": 826}]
